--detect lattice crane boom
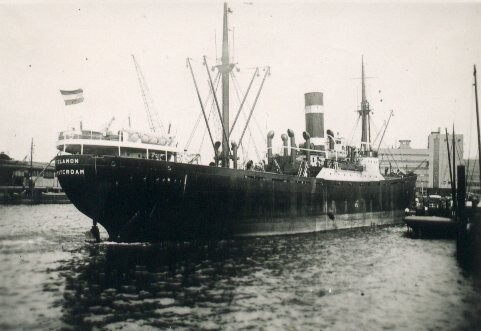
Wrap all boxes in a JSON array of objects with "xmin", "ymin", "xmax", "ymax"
[{"xmin": 131, "ymin": 54, "xmax": 164, "ymax": 134}]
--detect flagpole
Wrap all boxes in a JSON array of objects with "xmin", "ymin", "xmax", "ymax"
[{"xmin": 59, "ymin": 88, "xmax": 85, "ymax": 132}]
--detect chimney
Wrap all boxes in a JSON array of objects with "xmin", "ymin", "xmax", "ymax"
[
  {"xmin": 398, "ymin": 139, "xmax": 411, "ymax": 149},
  {"xmin": 304, "ymin": 92, "xmax": 325, "ymax": 148},
  {"xmin": 326, "ymin": 129, "xmax": 335, "ymax": 150},
  {"xmin": 281, "ymin": 133, "xmax": 289, "ymax": 157},
  {"xmin": 303, "ymin": 131, "xmax": 311, "ymax": 165},
  {"xmin": 287, "ymin": 129, "xmax": 297, "ymax": 160}
]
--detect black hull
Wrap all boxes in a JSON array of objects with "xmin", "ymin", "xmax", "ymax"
[{"xmin": 55, "ymin": 155, "xmax": 416, "ymax": 241}]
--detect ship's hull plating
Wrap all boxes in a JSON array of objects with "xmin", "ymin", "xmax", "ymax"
[{"xmin": 55, "ymin": 155, "xmax": 416, "ymax": 241}]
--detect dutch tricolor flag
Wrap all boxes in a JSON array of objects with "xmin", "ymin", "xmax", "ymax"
[{"xmin": 59, "ymin": 89, "xmax": 84, "ymax": 105}]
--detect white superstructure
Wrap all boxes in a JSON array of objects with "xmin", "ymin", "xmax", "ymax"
[
  {"xmin": 56, "ymin": 129, "xmax": 199, "ymax": 164},
  {"xmin": 316, "ymin": 157, "xmax": 384, "ymax": 182}
]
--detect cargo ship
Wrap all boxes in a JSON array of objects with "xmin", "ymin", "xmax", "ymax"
[{"xmin": 54, "ymin": 3, "xmax": 416, "ymax": 242}]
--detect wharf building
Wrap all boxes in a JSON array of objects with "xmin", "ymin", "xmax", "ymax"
[
  {"xmin": 0, "ymin": 152, "xmax": 60, "ymax": 188},
  {"xmin": 379, "ymin": 129, "xmax": 479, "ymax": 194}
]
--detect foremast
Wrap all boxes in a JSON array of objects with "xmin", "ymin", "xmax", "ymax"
[
  {"xmin": 187, "ymin": 2, "xmax": 269, "ymax": 168},
  {"xmin": 474, "ymin": 65, "xmax": 481, "ymax": 191},
  {"xmin": 219, "ymin": 3, "xmax": 234, "ymax": 167},
  {"xmin": 359, "ymin": 57, "xmax": 372, "ymax": 154}
]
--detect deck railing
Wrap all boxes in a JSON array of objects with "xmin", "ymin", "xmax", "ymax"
[{"xmin": 58, "ymin": 131, "xmax": 120, "ymax": 141}]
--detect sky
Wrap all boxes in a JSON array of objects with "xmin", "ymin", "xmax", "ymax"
[{"xmin": 0, "ymin": 0, "xmax": 480, "ymax": 163}]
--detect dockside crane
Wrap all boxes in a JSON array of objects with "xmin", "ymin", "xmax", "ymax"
[{"xmin": 131, "ymin": 54, "xmax": 165, "ymax": 135}]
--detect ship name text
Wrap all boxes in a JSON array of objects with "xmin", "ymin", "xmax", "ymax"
[
  {"xmin": 56, "ymin": 158, "xmax": 79, "ymax": 165},
  {"xmin": 57, "ymin": 169, "xmax": 85, "ymax": 176}
]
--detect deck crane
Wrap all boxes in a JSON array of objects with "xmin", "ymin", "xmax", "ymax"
[
  {"xmin": 103, "ymin": 116, "xmax": 115, "ymax": 133},
  {"xmin": 375, "ymin": 109, "xmax": 394, "ymax": 153},
  {"xmin": 131, "ymin": 54, "xmax": 165, "ymax": 135}
]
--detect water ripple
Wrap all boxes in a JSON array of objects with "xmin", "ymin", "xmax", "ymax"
[{"xmin": 0, "ymin": 205, "xmax": 481, "ymax": 330}]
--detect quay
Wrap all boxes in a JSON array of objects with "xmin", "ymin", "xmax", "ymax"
[
  {"xmin": 0, "ymin": 150, "xmax": 69, "ymax": 205},
  {"xmin": 0, "ymin": 186, "xmax": 69, "ymax": 205}
]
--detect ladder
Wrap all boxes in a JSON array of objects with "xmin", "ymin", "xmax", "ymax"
[
  {"xmin": 273, "ymin": 159, "xmax": 282, "ymax": 174},
  {"xmin": 297, "ymin": 161, "xmax": 308, "ymax": 177}
]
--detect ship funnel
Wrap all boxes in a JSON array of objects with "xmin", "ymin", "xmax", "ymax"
[
  {"xmin": 281, "ymin": 134, "xmax": 289, "ymax": 156},
  {"xmin": 267, "ymin": 131, "xmax": 275, "ymax": 158},
  {"xmin": 287, "ymin": 129, "xmax": 297, "ymax": 159},
  {"xmin": 326, "ymin": 129, "xmax": 335, "ymax": 150},
  {"xmin": 304, "ymin": 92, "xmax": 324, "ymax": 148}
]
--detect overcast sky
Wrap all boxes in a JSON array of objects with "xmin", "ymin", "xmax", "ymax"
[{"xmin": 0, "ymin": 0, "xmax": 480, "ymax": 163}]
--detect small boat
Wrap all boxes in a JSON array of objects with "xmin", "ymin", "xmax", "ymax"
[
  {"xmin": 413, "ymin": 194, "xmax": 452, "ymax": 218},
  {"xmin": 404, "ymin": 215, "xmax": 455, "ymax": 237}
]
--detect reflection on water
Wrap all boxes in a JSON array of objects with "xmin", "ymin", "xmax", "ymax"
[{"xmin": 0, "ymin": 205, "xmax": 480, "ymax": 330}]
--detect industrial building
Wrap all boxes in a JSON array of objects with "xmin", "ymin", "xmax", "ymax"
[{"xmin": 379, "ymin": 128, "xmax": 479, "ymax": 194}]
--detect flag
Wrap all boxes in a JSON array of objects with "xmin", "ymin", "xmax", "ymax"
[{"xmin": 60, "ymin": 89, "xmax": 84, "ymax": 105}]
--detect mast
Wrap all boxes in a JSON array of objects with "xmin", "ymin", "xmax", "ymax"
[
  {"xmin": 360, "ymin": 56, "xmax": 371, "ymax": 153},
  {"xmin": 29, "ymin": 138, "xmax": 34, "ymax": 194},
  {"xmin": 220, "ymin": 2, "xmax": 233, "ymax": 167},
  {"xmin": 444, "ymin": 128, "xmax": 454, "ymax": 197},
  {"xmin": 30, "ymin": 138, "xmax": 33, "ymax": 171},
  {"xmin": 446, "ymin": 128, "xmax": 455, "ymax": 206},
  {"xmin": 453, "ymin": 125, "xmax": 457, "ymax": 209},
  {"xmin": 474, "ymin": 65, "xmax": 481, "ymax": 190}
]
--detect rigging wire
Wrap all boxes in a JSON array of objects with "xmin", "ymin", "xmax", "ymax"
[
  {"xmin": 242, "ymin": 110, "xmax": 261, "ymax": 161},
  {"xmin": 232, "ymin": 27, "xmax": 235, "ymax": 63},
  {"xmin": 441, "ymin": 155, "xmax": 451, "ymax": 187},
  {"xmin": 197, "ymin": 101, "xmax": 217, "ymax": 155},
  {"xmin": 455, "ymin": 140, "xmax": 463, "ymax": 165},
  {"xmin": 466, "ymin": 85, "xmax": 478, "ymax": 192},
  {"xmin": 231, "ymin": 73, "xmax": 257, "ymax": 160},
  {"xmin": 348, "ymin": 115, "xmax": 360, "ymax": 146},
  {"xmin": 214, "ymin": 30, "xmax": 218, "ymax": 63},
  {"xmin": 375, "ymin": 130, "xmax": 401, "ymax": 171},
  {"xmin": 467, "ymin": 86, "xmax": 475, "ymax": 160},
  {"xmin": 230, "ymin": 71, "xmax": 262, "ymax": 161},
  {"xmin": 439, "ymin": 133, "xmax": 463, "ymax": 187},
  {"xmin": 371, "ymin": 121, "xmax": 408, "ymax": 172},
  {"xmin": 197, "ymin": 121, "xmax": 208, "ymax": 156},
  {"xmin": 231, "ymin": 68, "xmax": 268, "ymax": 140},
  {"xmin": 186, "ymin": 113, "xmax": 203, "ymax": 150},
  {"xmin": 241, "ymin": 131, "xmax": 251, "ymax": 163},
  {"xmin": 370, "ymin": 117, "xmax": 381, "ymax": 145},
  {"xmin": 467, "ymin": 150, "xmax": 479, "ymax": 192},
  {"xmin": 185, "ymin": 58, "xmax": 222, "ymax": 155},
  {"xmin": 185, "ymin": 71, "xmax": 221, "ymax": 150},
  {"xmin": 370, "ymin": 113, "xmax": 404, "ymax": 172}
]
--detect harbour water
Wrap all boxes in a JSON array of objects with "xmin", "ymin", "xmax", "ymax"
[{"xmin": 0, "ymin": 205, "xmax": 480, "ymax": 330}]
